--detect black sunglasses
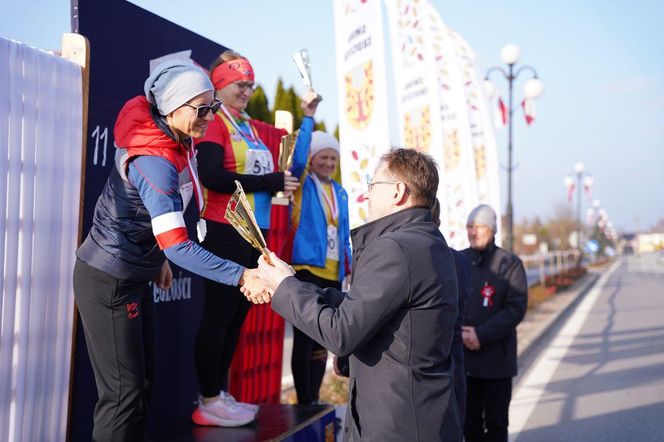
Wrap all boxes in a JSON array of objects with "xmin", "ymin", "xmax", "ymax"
[{"xmin": 183, "ymin": 99, "xmax": 222, "ymax": 118}]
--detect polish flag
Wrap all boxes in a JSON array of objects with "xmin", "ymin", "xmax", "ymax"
[
  {"xmin": 496, "ymin": 97, "xmax": 508, "ymax": 127},
  {"xmin": 522, "ymin": 98, "xmax": 536, "ymax": 125}
]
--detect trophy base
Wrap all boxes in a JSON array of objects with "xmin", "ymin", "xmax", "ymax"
[
  {"xmin": 303, "ymin": 90, "xmax": 322, "ymax": 106},
  {"xmin": 271, "ymin": 196, "xmax": 290, "ymax": 206}
]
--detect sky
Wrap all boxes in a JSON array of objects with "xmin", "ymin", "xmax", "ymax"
[{"xmin": 3, "ymin": 0, "xmax": 663, "ymax": 233}]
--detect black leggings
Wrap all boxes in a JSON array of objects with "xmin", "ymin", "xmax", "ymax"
[
  {"xmin": 73, "ymin": 259, "xmax": 155, "ymax": 442},
  {"xmin": 291, "ymin": 269, "xmax": 341, "ymax": 404},
  {"xmin": 193, "ymin": 220, "xmax": 262, "ymax": 397}
]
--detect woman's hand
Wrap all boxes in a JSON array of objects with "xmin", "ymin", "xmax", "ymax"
[
  {"xmin": 239, "ymin": 268, "xmax": 271, "ymax": 304},
  {"xmin": 301, "ymin": 91, "xmax": 321, "ymax": 117},
  {"xmin": 154, "ymin": 260, "xmax": 173, "ymax": 290},
  {"xmin": 283, "ymin": 170, "xmax": 299, "ymax": 197}
]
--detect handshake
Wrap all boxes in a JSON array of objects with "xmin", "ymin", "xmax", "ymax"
[{"xmin": 239, "ymin": 251, "xmax": 295, "ymax": 305}]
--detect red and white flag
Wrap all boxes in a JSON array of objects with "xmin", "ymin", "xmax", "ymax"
[
  {"xmin": 496, "ymin": 96, "xmax": 508, "ymax": 127},
  {"xmin": 567, "ymin": 183, "xmax": 575, "ymax": 202},
  {"xmin": 521, "ymin": 98, "xmax": 536, "ymax": 125}
]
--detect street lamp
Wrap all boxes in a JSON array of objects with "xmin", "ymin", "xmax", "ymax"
[
  {"xmin": 485, "ymin": 44, "xmax": 543, "ymax": 253},
  {"xmin": 565, "ymin": 162, "xmax": 593, "ymax": 263}
]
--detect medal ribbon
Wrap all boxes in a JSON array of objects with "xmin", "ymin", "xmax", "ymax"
[
  {"xmin": 219, "ymin": 103, "xmax": 261, "ymax": 148},
  {"xmin": 186, "ymin": 142, "xmax": 204, "ymax": 211},
  {"xmin": 310, "ymin": 173, "xmax": 338, "ymax": 224}
]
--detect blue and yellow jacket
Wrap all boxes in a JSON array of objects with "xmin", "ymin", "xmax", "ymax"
[{"xmin": 289, "ymin": 148, "xmax": 351, "ymax": 282}]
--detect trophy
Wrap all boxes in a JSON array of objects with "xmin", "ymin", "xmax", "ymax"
[
  {"xmin": 272, "ymin": 110, "xmax": 297, "ymax": 205},
  {"xmin": 225, "ymin": 181, "xmax": 273, "ymax": 265},
  {"xmin": 293, "ymin": 49, "xmax": 323, "ymax": 105}
]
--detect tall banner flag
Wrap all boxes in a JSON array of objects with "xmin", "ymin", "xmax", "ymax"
[
  {"xmin": 383, "ymin": 0, "xmax": 444, "ymax": 158},
  {"xmin": 425, "ymin": 3, "xmax": 480, "ymax": 249},
  {"xmin": 445, "ymin": 25, "xmax": 502, "ymax": 244},
  {"xmin": 334, "ymin": 0, "xmax": 391, "ymax": 227}
]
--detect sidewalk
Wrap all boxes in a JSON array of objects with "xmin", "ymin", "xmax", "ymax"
[{"xmin": 516, "ymin": 266, "xmax": 604, "ymax": 362}]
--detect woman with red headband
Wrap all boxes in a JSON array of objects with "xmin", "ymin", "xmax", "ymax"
[{"xmin": 191, "ymin": 50, "xmax": 319, "ymax": 427}]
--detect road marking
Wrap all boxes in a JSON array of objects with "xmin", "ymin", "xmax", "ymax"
[{"xmin": 509, "ymin": 260, "xmax": 622, "ymax": 441}]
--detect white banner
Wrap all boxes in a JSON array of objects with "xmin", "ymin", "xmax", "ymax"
[
  {"xmin": 426, "ymin": 4, "xmax": 479, "ymax": 249},
  {"xmin": 334, "ymin": 0, "xmax": 391, "ymax": 228},
  {"xmin": 383, "ymin": 0, "xmax": 444, "ymax": 161},
  {"xmin": 0, "ymin": 37, "xmax": 83, "ymax": 442},
  {"xmin": 447, "ymin": 28, "xmax": 503, "ymax": 244}
]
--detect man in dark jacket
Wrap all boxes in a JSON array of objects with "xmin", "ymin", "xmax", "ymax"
[
  {"xmin": 461, "ymin": 204, "xmax": 528, "ymax": 442},
  {"xmin": 432, "ymin": 198, "xmax": 470, "ymax": 426},
  {"xmin": 251, "ymin": 148, "xmax": 462, "ymax": 441}
]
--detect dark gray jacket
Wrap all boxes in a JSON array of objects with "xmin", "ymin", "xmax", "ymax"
[
  {"xmin": 272, "ymin": 207, "xmax": 462, "ymax": 441},
  {"xmin": 462, "ymin": 241, "xmax": 528, "ymax": 378}
]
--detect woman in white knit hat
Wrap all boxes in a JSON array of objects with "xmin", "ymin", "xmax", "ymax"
[
  {"xmin": 74, "ymin": 59, "xmax": 262, "ymax": 440},
  {"xmin": 288, "ymin": 130, "xmax": 352, "ymax": 404}
]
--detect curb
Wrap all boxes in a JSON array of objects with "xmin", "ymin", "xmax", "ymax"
[{"xmin": 516, "ymin": 268, "xmax": 604, "ymax": 362}]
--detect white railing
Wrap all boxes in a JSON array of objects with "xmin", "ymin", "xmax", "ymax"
[{"xmin": 520, "ymin": 249, "xmax": 581, "ymax": 287}]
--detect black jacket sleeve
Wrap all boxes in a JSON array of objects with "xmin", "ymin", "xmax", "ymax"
[
  {"xmin": 271, "ymin": 238, "xmax": 410, "ymax": 357},
  {"xmin": 196, "ymin": 141, "xmax": 284, "ymax": 193}
]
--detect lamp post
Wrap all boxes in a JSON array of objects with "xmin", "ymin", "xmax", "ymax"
[
  {"xmin": 565, "ymin": 162, "xmax": 593, "ymax": 264},
  {"xmin": 485, "ymin": 44, "xmax": 543, "ymax": 253}
]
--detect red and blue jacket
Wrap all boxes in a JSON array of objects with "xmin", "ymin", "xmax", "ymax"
[{"xmin": 76, "ymin": 96, "xmax": 244, "ymax": 285}]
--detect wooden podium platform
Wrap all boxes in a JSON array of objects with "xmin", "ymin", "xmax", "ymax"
[{"xmin": 146, "ymin": 404, "xmax": 337, "ymax": 442}]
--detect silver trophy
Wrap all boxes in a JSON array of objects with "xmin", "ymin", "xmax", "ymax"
[{"xmin": 293, "ymin": 49, "xmax": 322, "ymax": 105}]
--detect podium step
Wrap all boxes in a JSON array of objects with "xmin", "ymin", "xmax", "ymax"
[{"xmin": 147, "ymin": 404, "xmax": 337, "ymax": 442}]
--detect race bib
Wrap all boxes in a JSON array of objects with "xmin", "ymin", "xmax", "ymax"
[
  {"xmin": 244, "ymin": 149, "xmax": 274, "ymax": 176},
  {"xmin": 179, "ymin": 181, "xmax": 193, "ymax": 211},
  {"xmin": 327, "ymin": 225, "xmax": 339, "ymax": 261}
]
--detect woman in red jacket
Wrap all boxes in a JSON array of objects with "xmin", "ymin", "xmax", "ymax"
[{"xmin": 192, "ymin": 49, "xmax": 319, "ymax": 426}]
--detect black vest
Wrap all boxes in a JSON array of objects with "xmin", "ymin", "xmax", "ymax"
[{"xmin": 76, "ymin": 161, "xmax": 164, "ymax": 282}]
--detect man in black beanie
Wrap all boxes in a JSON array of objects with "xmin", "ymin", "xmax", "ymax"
[{"xmin": 462, "ymin": 204, "xmax": 528, "ymax": 442}]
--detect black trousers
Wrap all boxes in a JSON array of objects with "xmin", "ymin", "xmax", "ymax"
[
  {"xmin": 291, "ymin": 270, "xmax": 341, "ymax": 404},
  {"xmin": 464, "ymin": 377, "xmax": 513, "ymax": 442},
  {"xmin": 73, "ymin": 259, "xmax": 155, "ymax": 442},
  {"xmin": 194, "ymin": 220, "xmax": 262, "ymax": 397}
]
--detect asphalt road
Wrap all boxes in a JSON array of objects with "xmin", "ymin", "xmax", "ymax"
[{"xmin": 509, "ymin": 253, "xmax": 664, "ymax": 442}]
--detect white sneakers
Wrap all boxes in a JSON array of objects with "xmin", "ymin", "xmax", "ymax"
[
  {"xmin": 192, "ymin": 393, "xmax": 256, "ymax": 427},
  {"xmin": 220, "ymin": 390, "xmax": 260, "ymax": 414}
]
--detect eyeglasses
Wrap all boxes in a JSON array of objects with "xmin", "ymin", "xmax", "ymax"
[
  {"xmin": 235, "ymin": 82, "xmax": 258, "ymax": 93},
  {"xmin": 367, "ymin": 179, "xmax": 411, "ymax": 194},
  {"xmin": 182, "ymin": 99, "xmax": 222, "ymax": 118}
]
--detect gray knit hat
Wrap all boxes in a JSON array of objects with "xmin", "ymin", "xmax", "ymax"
[
  {"xmin": 144, "ymin": 59, "xmax": 214, "ymax": 116},
  {"xmin": 467, "ymin": 204, "xmax": 497, "ymax": 233}
]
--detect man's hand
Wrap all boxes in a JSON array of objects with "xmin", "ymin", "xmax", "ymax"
[
  {"xmin": 239, "ymin": 268, "xmax": 271, "ymax": 304},
  {"xmin": 154, "ymin": 260, "xmax": 173, "ymax": 290},
  {"xmin": 462, "ymin": 326, "xmax": 481, "ymax": 350},
  {"xmin": 342, "ymin": 274, "xmax": 351, "ymax": 292},
  {"xmin": 258, "ymin": 251, "xmax": 295, "ymax": 293}
]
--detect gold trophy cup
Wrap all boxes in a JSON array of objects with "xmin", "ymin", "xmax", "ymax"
[
  {"xmin": 272, "ymin": 110, "xmax": 297, "ymax": 206},
  {"xmin": 225, "ymin": 181, "xmax": 273, "ymax": 265},
  {"xmin": 293, "ymin": 49, "xmax": 322, "ymax": 105}
]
